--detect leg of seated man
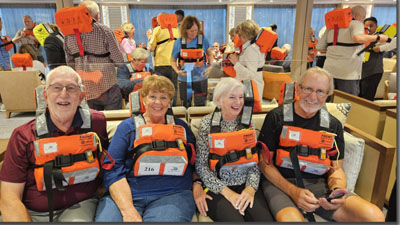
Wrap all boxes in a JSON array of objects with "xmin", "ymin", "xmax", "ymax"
[
  {"xmin": 332, "ymin": 195, "xmax": 385, "ymax": 222},
  {"xmin": 57, "ymin": 197, "xmax": 98, "ymax": 222},
  {"xmin": 142, "ymin": 189, "xmax": 195, "ymax": 222},
  {"xmin": 261, "ymin": 177, "xmax": 304, "ymax": 222},
  {"xmin": 94, "ymin": 195, "xmax": 124, "ymax": 222}
]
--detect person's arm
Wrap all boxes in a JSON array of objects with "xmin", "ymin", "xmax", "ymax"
[
  {"xmin": 148, "ymin": 27, "xmax": 158, "ymax": 53},
  {"xmin": 109, "ymin": 178, "xmax": 142, "ymax": 222},
  {"xmin": 44, "ymin": 36, "xmax": 65, "ymax": 69},
  {"xmin": 12, "ymin": 30, "xmax": 24, "ymax": 43},
  {"xmin": 170, "ymin": 39, "xmax": 186, "ymax": 76},
  {"xmin": 374, "ymin": 37, "xmax": 397, "ymax": 52},
  {"xmin": 231, "ymin": 44, "xmax": 264, "ymax": 80},
  {"xmin": 353, "ymin": 33, "xmax": 388, "ymax": 44},
  {"xmin": 0, "ymin": 182, "xmax": 31, "ymax": 222},
  {"xmin": 103, "ymin": 25, "xmax": 124, "ymax": 65},
  {"xmin": 117, "ymin": 65, "xmax": 142, "ymax": 95}
]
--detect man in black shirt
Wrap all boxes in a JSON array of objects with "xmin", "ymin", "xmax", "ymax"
[{"xmin": 258, "ymin": 67, "xmax": 385, "ymax": 222}]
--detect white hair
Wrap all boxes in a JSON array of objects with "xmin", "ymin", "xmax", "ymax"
[
  {"xmin": 46, "ymin": 65, "xmax": 82, "ymax": 88},
  {"xmin": 213, "ymin": 77, "xmax": 244, "ymax": 108}
]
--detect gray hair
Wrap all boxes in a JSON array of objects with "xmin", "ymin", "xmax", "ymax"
[
  {"xmin": 213, "ymin": 77, "xmax": 244, "ymax": 108},
  {"xmin": 297, "ymin": 67, "xmax": 334, "ymax": 95},
  {"xmin": 131, "ymin": 48, "xmax": 150, "ymax": 60},
  {"xmin": 79, "ymin": 0, "xmax": 99, "ymax": 18},
  {"xmin": 46, "ymin": 66, "xmax": 83, "ymax": 89}
]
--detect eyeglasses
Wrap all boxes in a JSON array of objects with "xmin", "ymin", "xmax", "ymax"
[
  {"xmin": 299, "ymin": 84, "xmax": 328, "ymax": 97},
  {"xmin": 48, "ymin": 84, "xmax": 80, "ymax": 93}
]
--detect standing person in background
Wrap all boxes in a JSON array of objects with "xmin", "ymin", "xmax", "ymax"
[
  {"xmin": 212, "ymin": 42, "xmax": 222, "ymax": 63},
  {"xmin": 12, "ymin": 15, "xmax": 44, "ymax": 63},
  {"xmin": 317, "ymin": 5, "xmax": 388, "ymax": 96},
  {"xmin": 0, "ymin": 17, "xmax": 11, "ymax": 71},
  {"xmin": 16, "ymin": 44, "xmax": 46, "ymax": 77},
  {"xmin": 175, "ymin": 10, "xmax": 185, "ymax": 27},
  {"xmin": 119, "ymin": 22, "xmax": 136, "ymax": 55},
  {"xmin": 170, "ymin": 15, "xmax": 214, "ymax": 107},
  {"xmin": 43, "ymin": 24, "xmax": 66, "ymax": 70},
  {"xmin": 228, "ymin": 19, "xmax": 265, "ymax": 99},
  {"xmin": 149, "ymin": 12, "xmax": 181, "ymax": 105},
  {"xmin": 307, "ymin": 27, "xmax": 317, "ymax": 68},
  {"xmin": 359, "ymin": 17, "xmax": 385, "ymax": 101},
  {"xmin": 316, "ymin": 26, "xmax": 327, "ymax": 68},
  {"xmin": 64, "ymin": 0, "xmax": 124, "ymax": 110}
]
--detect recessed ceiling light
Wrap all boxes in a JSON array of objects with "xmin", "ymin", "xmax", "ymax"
[{"xmin": 270, "ymin": 0, "xmax": 273, "ymax": 2}]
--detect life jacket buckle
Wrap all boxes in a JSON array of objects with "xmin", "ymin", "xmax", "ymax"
[
  {"xmin": 152, "ymin": 140, "xmax": 166, "ymax": 150},
  {"xmin": 176, "ymin": 138, "xmax": 185, "ymax": 150},
  {"xmin": 85, "ymin": 150, "xmax": 95, "ymax": 163},
  {"xmin": 298, "ymin": 145, "xmax": 309, "ymax": 157},
  {"xmin": 225, "ymin": 151, "xmax": 240, "ymax": 163},
  {"xmin": 54, "ymin": 154, "xmax": 73, "ymax": 167}
]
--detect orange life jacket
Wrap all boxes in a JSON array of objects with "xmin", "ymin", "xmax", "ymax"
[
  {"xmin": 325, "ymin": 8, "xmax": 362, "ymax": 47},
  {"xmin": 0, "ymin": 35, "xmax": 14, "ymax": 52},
  {"xmin": 271, "ymin": 47, "xmax": 287, "ymax": 61},
  {"xmin": 11, "ymin": 53, "xmax": 33, "ymax": 70},
  {"xmin": 308, "ymin": 37, "xmax": 318, "ymax": 62},
  {"xmin": 244, "ymin": 79, "xmax": 262, "ymax": 113},
  {"xmin": 221, "ymin": 52, "xmax": 236, "ymax": 77},
  {"xmin": 155, "ymin": 14, "xmax": 177, "ymax": 47},
  {"xmin": 276, "ymin": 125, "xmax": 336, "ymax": 175},
  {"xmin": 114, "ymin": 28, "xmax": 132, "ymax": 62},
  {"xmin": 278, "ymin": 81, "xmax": 298, "ymax": 106},
  {"xmin": 152, "ymin": 17, "xmax": 158, "ymax": 28},
  {"xmin": 127, "ymin": 91, "xmax": 195, "ymax": 176},
  {"xmin": 179, "ymin": 35, "xmax": 205, "ymax": 67},
  {"xmin": 126, "ymin": 64, "xmax": 151, "ymax": 92}
]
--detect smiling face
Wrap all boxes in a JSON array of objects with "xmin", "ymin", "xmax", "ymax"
[
  {"xmin": 295, "ymin": 72, "xmax": 329, "ymax": 118},
  {"xmin": 220, "ymin": 86, "xmax": 244, "ymax": 121},
  {"xmin": 23, "ymin": 16, "xmax": 34, "ymax": 30},
  {"xmin": 143, "ymin": 90, "xmax": 171, "ymax": 123},
  {"xmin": 44, "ymin": 72, "xmax": 84, "ymax": 127}
]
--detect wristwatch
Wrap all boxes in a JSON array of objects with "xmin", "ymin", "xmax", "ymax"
[
  {"xmin": 192, "ymin": 178, "xmax": 203, "ymax": 186},
  {"xmin": 376, "ymin": 34, "xmax": 380, "ymax": 42}
]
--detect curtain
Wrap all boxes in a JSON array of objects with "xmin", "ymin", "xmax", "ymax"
[
  {"xmin": 129, "ymin": 5, "xmax": 226, "ymax": 47},
  {"xmin": 311, "ymin": 5, "xmax": 335, "ymax": 39},
  {"xmin": 372, "ymin": 6, "xmax": 397, "ymax": 27},
  {"xmin": 254, "ymin": 5, "xmax": 296, "ymax": 51}
]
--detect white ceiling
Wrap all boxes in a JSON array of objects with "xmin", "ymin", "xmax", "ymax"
[{"xmin": 0, "ymin": 0, "xmax": 397, "ymax": 5}]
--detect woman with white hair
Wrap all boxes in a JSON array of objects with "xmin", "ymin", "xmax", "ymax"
[
  {"xmin": 194, "ymin": 77, "xmax": 273, "ymax": 222},
  {"xmin": 120, "ymin": 22, "xmax": 136, "ymax": 54}
]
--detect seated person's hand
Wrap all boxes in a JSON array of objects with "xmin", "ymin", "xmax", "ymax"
[
  {"xmin": 236, "ymin": 186, "xmax": 255, "ymax": 215},
  {"xmin": 293, "ymin": 187, "xmax": 320, "ymax": 212},
  {"xmin": 228, "ymin": 54, "xmax": 239, "ymax": 65},
  {"xmin": 318, "ymin": 188, "xmax": 348, "ymax": 211},
  {"xmin": 193, "ymin": 182, "xmax": 213, "ymax": 216},
  {"xmin": 221, "ymin": 187, "xmax": 241, "ymax": 211},
  {"xmin": 202, "ymin": 66, "xmax": 212, "ymax": 77},
  {"xmin": 122, "ymin": 211, "xmax": 143, "ymax": 222}
]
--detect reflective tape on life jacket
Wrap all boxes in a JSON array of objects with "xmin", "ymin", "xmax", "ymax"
[
  {"xmin": 325, "ymin": 8, "xmax": 362, "ymax": 47},
  {"xmin": 276, "ymin": 125, "xmax": 336, "ymax": 175},
  {"xmin": 243, "ymin": 79, "xmax": 262, "ymax": 113},
  {"xmin": 271, "ymin": 47, "xmax": 287, "ymax": 61},
  {"xmin": 129, "ymin": 124, "xmax": 191, "ymax": 176},
  {"xmin": 0, "ymin": 35, "xmax": 15, "ymax": 52},
  {"xmin": 283, "ymin": 103, "xmax": 330, "ymax": 129},
  {"xmin": 11, "ymin": 53, "xmax": 33, "ymax": 70},
  {"xmin": 278, "ymin": 82, "xmax": 298, "ymax": 106}
]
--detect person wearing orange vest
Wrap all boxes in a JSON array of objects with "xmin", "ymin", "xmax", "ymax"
[
  {"xmin": 258, "ymin": 67, "xmax": 385, "ymax": 222},
  {"xmin": 228, "ymin": 20, "xmax": 265, "ymax": 99},
  {"xmin": 12, "ymin": 15, "xmax": 44, "ymax": 63},
  {"xmin": 119, "ymin": 22, "xmax": 136, "ymax": 55},
  {"xmin": 0, "ymin": 17, "xmax": 11, "ymax": 70},
  {"xmin": 307, "ymin": 27, "xmax": 317, "ymax": 68},
  {"xmin": 95, "ymin": 75, "xmax": 199, "ymax": 222},
  {"xmin": 195, "ymin": 77, "xmax": 273, "ymax": 222},
  {"xmin": 0, "ymin": 66, "xmax": 110, "ymax": 222},
  {"xmin": 117, "ymin": 48, "xmax": 153, "ymax": 102},
  {"xmin": 316, "ymin": 5, "xmax": 389, "ymax": 96}
]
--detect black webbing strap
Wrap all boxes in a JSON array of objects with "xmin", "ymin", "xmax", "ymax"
[
  {"xmin": 289, "ymin": 147, "xmax": 316, "ymax": 222},
  {"xmin": 326, "ymin": 42, "xmax": 362, "ymax": 47},
  {"xmin": 33, "ymin": 151, "xmax": 97, "ymax": 168},
  {"xmin": 209, "ymin": 147, "xmax": 257, "ymax": 178},
  {"xmin": 43, "ymin": 162, "xmax": 55, "ymax": 222},
  {"xmin": 0, "ymin": 41, "xmax": 16, "ymax": 53},
  {"xmin": 126, "ymin": 140, "xmax": 182, "ymax": 176},
  {"xmin": 257, "ymin": 67, "xmax": 263, "ymax": 72},
  {"xmin": 281, "ymin": 146, "xmax": 322, "ymax": 157},
  {"xmin": 156, "ymin": 38, "xmax": 173, "ymax": 46},
  {"xmin": 71, "ymin": 51, "xmax": 110, "ymax": 59}
]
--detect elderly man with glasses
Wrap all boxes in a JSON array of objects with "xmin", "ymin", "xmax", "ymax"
[
  {"xmin": 257, "ymin": 67, "xmax": 385, "ymax": 222},
  {"xmin": 0, "ymin": 66, "xmax": 109, "ymax": 222}
]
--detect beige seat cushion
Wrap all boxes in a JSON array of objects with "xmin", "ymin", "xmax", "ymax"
[
  {"xmin": 326, "ymin": 103, "xmax": 351, "ymax": 128},
  {"xmin": 342, "ymin": 131, "xmax": 365, "ymax": 193}
]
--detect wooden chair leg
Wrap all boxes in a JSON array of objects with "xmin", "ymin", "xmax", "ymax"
[{"xmin": 5, "ymin": 111, "xmax": 11, "ymax": 119}]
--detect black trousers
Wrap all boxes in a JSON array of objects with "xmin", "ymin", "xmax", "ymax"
[
  {"xmin": 316, "ymin": 56, "xmax": 326, "ymax": 68},
  {"xmin": 178, "ymin": 79, "xmax": 207, "ymax": 108},
  {"xmin": 206, "ymin": 184, "xmax": 274, "ymax": 222},
  {"xmin": 359, "ymin": 73, "xmax": 383, "ymax": 101}
]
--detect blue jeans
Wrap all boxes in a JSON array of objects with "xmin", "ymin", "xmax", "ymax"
[{"xmin": 95, "ymin": 189, "xmax": 195, "ymax": 222}]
